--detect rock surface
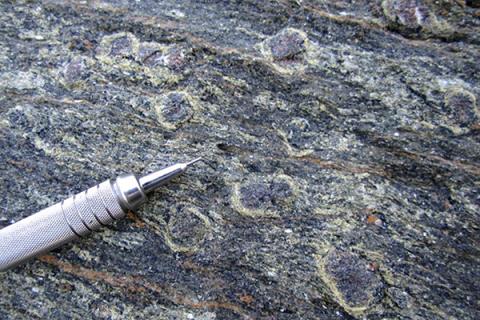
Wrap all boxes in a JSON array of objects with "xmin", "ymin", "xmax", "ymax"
[{"xmin": 0, "ymin": 0, "xmax": 479, "ymax": 319}]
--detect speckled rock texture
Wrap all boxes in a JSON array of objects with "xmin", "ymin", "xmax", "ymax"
[{"xmin": 0, "ymin": 1, "xmax": 479, "ymax": 319}]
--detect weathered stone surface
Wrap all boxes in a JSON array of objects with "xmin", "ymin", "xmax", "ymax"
[{"xmin": 0, "ymin": 0, "xmax": 479, "ymax": 319}]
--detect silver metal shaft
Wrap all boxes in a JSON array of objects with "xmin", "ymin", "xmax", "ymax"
[{"xmin": 0, "ymin": 159, "xmax": 201, "ymax": 272}]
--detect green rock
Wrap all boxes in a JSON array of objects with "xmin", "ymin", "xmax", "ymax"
[{"xmin": 0, "ymin": 1, "xmax": 478, "ymax": 319}]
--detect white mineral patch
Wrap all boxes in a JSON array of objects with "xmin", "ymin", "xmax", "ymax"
[{"xmin": 0, "ymin": 71, "xmax": 45, "ymax": 90}]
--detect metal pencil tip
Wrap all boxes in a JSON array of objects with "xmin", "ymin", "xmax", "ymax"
[
  {"xmin": 139, "ymin": 157, "xmax": 203, "ymax": 194},
  {"xmin": 185, "ymin": 157, "xmax": 203, "ymax": 166}
]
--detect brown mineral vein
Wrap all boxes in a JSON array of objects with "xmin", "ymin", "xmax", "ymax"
[
  {"xmin": 38, "ymin": 255, "xmax": 251, "ymax": 318},
  {"xmin": 299, "ymin": 2, "xmax": 386, "ymax": 31},
  {"xmin": 126, "ymin": 211, "xmax": 146, "ymax": 228},
  {"xmin": 299, "ymin": 151, "xmax": 480, "ymax": 178},
  {"xmin": 297, "ymin": 155, "xmax": 389, "ymax": 177},
  {"xmin": 394, "ymin": 150, "xmax": 480, "ymax": 177}
]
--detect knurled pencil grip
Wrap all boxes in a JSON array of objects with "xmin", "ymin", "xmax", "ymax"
[
  {"xmin": 0, "ymin": 180, "xmax": 126, "ymax": 271},
  {"xmin": 0, "ymin": 159, "xmax": 200, "ymax": 272}
]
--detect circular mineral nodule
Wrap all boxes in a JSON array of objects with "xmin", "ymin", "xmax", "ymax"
[
  {"xmin": 96, "ymin": 32, "xmax": 139, "ymax": 60},
  {"xmin": 232, "ymin": 174, "xmax": 297, "ymax": 217},
  {"xmin": 319, "ymin": 249, "xmax": 384, "ymax": 314},
  {"xmin": 154, "ymin": 92, "xmax": 195, "ymax": 129},
  {"xmin": 444, "ymin": 88, "xmax": 478, "ymax": 128},
  {"xmin": 166, "ymin": 204, "xmax": 210, "ymax": 252},
  {"xmin": 268, "ymin": 29, "xmax": 307, "ymax": 61},
  {"xmin": 62, "ymin": 56, "xmax": 90, "ymax": 83}
]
